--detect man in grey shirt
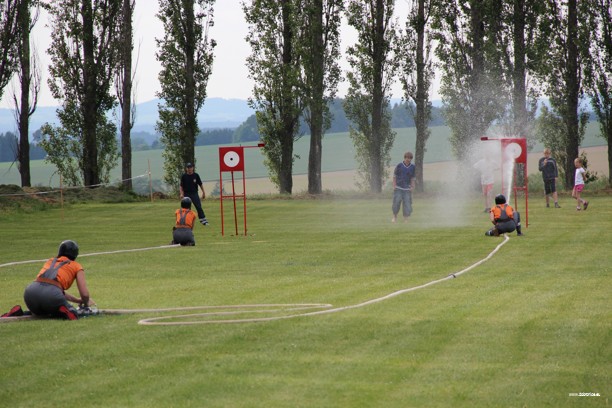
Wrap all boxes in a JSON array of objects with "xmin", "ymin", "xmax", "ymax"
[{"xmin": 538, "ymin": 148, "xmax": 560, "ymax": 208}]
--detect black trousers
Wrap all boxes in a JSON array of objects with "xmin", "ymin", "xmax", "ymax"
[{"xmin": 185, "ymin": 192, "xmax": 206, "ymax": 220}]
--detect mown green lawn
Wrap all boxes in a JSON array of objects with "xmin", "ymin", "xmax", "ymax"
[{"xmin": 0, "ymin": 194, "xmax": 609, "ymax": 407}]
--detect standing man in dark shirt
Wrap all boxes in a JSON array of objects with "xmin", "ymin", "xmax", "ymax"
[
  {"xmin": 538, "ymin": 148, "xmax": 560, "ymax": 208},
  {"xmin": 180, "ymin": 163, "xmax": 208, "ymax": 226}
]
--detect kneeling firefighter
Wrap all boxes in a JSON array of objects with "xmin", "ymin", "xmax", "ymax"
[
  {"xmin": 485, "ymin": 194, "xmax": 523, "ymax": 237},
  {"xmin": 172, "ymin": 197, "xmax": 197, "ymax": 246},
  {"xmin": 23, "ymin": 240, "xmax": 96, "ymax": 320}
]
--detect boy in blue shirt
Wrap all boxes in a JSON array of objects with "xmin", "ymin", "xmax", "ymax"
[{"xmin": 392, "ymin": 151, "xmax": 416, "ymax": 223}]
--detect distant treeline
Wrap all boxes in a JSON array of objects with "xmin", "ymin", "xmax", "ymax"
[
  {"xmin": 192, "ymin": 99, "xmax": 446, "ymax": 149},
  {"xmin": 0, "ymin": 99, "xmax": 444, "ymax": 162},
  {"xmin": 0, "ymin": 133, "xmax": 47, "ymax": 162}
]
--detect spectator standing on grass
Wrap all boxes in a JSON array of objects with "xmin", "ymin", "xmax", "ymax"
[
  {"xmin": 392, "ymin": 151, "xmax": 416, "ymax": 223},
  {"xmin": 572, "ymin": 157, "xmax": 589, "ymax": 211},
  {"xmin": 7, "ymin": 240, "xmax": 96, "ymax": 320},
  {"xmin": 172, "ymin": 197, "xmax": 197, "ymax": 246},
  {"xmin": 473, "ymin": 156, "xmax": 498, "ymax": 213},
  {"xmin": 485, "ymin": 194, "xmax": 523, "ymax": 237},
  {"xmin": 538, "ymin": 148, "xmax": 560, "ymax": 208},
  {"xmin": 180, "ymin": 162, "xmax": 208, "ymax": 226}
]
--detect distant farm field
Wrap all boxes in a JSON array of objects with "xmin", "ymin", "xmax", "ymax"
[{"xmin": 0, "ymin": 122, "xmax": 608, "ymax": 194}]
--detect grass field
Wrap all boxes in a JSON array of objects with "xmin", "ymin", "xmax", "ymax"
[{"xmin": 0, "ymin": 192, "xmax": 609, "ymax": 407}]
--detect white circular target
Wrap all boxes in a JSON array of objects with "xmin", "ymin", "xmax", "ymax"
[
  {"xmin": 504, "ymin": 142, "xmax": 523, "ymax": 160},
  {"xmin": 223, "ymin": 151, "xmax": 241, "ymax": 168}
]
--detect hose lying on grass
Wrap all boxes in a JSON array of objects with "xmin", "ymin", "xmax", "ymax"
[{"xmin": 1, "ymin": 236, "xmax": 510, "ymax": 325}]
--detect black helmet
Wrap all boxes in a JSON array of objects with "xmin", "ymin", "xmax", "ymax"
[
  {"xmin": 495, "ymin": 194, "xmax": 507, "ymax": 205},
  {"xmin": 58, "ymin": 240, "xmax": 79, "ymax": 260},
  {"xmin": 181, "ymin": 197, "xmax": 192, "ymax": 209}
]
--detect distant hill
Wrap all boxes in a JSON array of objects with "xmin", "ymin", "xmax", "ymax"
[
  {"xmin": 132, "ymin": 98, "xmax": 255, "ymax": 133},
  {"xmin": 0, "ymin": 105, "xmax": 60, "ymax": 135},
  {"xmin": 0, "ymin": 97, "xmax": 255, "ymax": 137}
]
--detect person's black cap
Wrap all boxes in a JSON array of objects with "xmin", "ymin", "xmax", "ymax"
[{"xmin": 185, "ymin": 162, "xmax": 194, "ymax": 168}]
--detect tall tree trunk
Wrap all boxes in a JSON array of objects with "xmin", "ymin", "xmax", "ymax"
[
  {"xmin": 469, "ymin": 0, "xmax": 486, "ymax": 141},
  {"xmin": 564, "ymin": 0, "xmax": 580, "ymax": 189},
  {"xmin": 414, "ymin": 0, "xmax": 428, "ymax": 193},
  {"xmin": 184, "ymin": 0, "xmax": 196, "ymax": 165},
  {"xmin": 279, "ymin": 0, "xmax": 295, "ymax": 194},
  {"xmin": 307, "ymin": 0, "xmax": 324, "ymax": 195},
  {"xmin": 370, "ymin": 0, "xmax": 385, "ymax": 193},
  {"xmin": 608, "ymin": 138, "xmax": 612, "ymax": 186},
  {"xmin": 18, "ymin": 0, "xmax": 31, "ymax": 187},
  {"xmin": 512, "ymin": 0, "xmax": 528, "ymax": 138},
  {"xmin": 120, "ymin": 0, "xmax": 133, "ymax": 190},
  {"xmin": 81, "ymin": 0, "xmax": 99, "ymax": 187}
]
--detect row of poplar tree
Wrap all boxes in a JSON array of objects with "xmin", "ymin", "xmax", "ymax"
[{"xmin": 0, "ymin": 0, "xmax": 610, "ymax": 194}]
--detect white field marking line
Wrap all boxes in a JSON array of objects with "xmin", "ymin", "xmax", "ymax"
[
  {"xmin": 133, "ymin": 235, "xmax": 511, "ymax": 326},
  {"xmin": 0, "ymin": 244, "xmax": 180, "ymax": 269}
]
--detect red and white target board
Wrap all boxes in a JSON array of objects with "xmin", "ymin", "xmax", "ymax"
[
  {"xmin": 219, "ymin": 147, "xmax": 245, "ymax": 172},
  {"xmin": 481, "ymin": 137, "xmax": 529, "ymax": 227},
  {"xmin": 218, "ymin": 145, "xmax": 264, "ymax": 236},
  {"xmin": 501, "ymin": 138, "xmax": 527, "ymax": 164}
]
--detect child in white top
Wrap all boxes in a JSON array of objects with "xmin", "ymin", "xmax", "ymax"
[
  {"xmin": 473, "ymin": 157, "xmax": 498, "ymax": 212},
  {"xmin": 572, "ymin": 158, "xmax": 589, "ymax": 211}
]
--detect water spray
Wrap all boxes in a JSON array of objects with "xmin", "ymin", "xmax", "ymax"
[{"xmin": 480, "ymin": 137, "xmax": 529, "ymax": 227}]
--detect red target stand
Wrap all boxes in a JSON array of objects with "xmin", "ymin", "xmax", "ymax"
[
  {"xmin": 218, "ymin": 144, "xmax": 264, "ymax": 236},
  {"xmin": 480, "ymin": 137, "xmax": 529, "ymax": 227}
]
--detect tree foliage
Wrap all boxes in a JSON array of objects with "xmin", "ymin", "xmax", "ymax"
[
  {"xmin": 116, "ymin": 0, "xmax": 135, "ymax": 190},
  {"xmin": 13, "ymin": 0, "xmax": 41, "ymax": 187},
  {"xmin": 233, "ymin": 114, "xmax": 260, "ymax": 143},
  {"xmin": 243, "ymin": 0, "xmax": 303, "ymax": 194},
  {"xmin": 585, "ymin": 0, "xmax": 612, "ymax": 185},
  {"xmin": 0, "ymin": 132, "xmax": 45, "ymax": 162},
  {"xmin": 156, "ymin": 0, "xmax": 215, "ymax": 193},
  {"xmin": 40, "ymin": 102, "xmax": 118, "ymax": 186},
  {"xmin": 532, "ymin": 0, "xmax": 592, "ymax": 188},
  {"xmin": 432, "ymin": 0, "xmax": 508, "ymax": 163},
  {"xmin": 0, "ymin": 0, "xmax": 25, "ymax": 99},
  {"xmin": 42, "ymin": 0, "xmax": 122, "ymax": 186},
  {"xmin": 344, "ymin": 0, "xmax": 400, "ymax": 193},
  {"xmin": 494, "ymin": 0, "xmax": 547, "ymax": 143},
  {"xmin": 398, "ymin": 0, "xmax": 434, "ymax": 192},
  {"xmin": 299, "ymin": 0, "xmax": 343, "ymax": 194}
]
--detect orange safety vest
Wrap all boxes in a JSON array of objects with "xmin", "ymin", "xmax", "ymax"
[
  {"xmin": 492, "ymin": 204, "xmax": 514, "ymax": 222},
  {"xmin": 175, "ymin": 208, "xmax": 196, "ymax": 229},
  {"xmin": 35, "ymin": 256, "xmax": 83, "ymax": 290}
]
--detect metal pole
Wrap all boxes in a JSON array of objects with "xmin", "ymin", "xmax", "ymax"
[
  {"xmin": 60, "ymin": 173, "xmax": 64, "ymax": 222},
  {"xmin": 242, "ymin": 169, "xmax": 247, "ymax": 235},
  {"xmin": 148, "ymin": 159, "xmax": 153, "ymax": 202},
  {"xmin": 525, "ymin": 168, "xmax": 529, "ymax": 227},
  {"xmin": 231, "ymin": 171, "xmax": 238, "ymax": 236},
  {"xmin": 220, "ymin": 171, "xmax": 225, "ymax": 236}
]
